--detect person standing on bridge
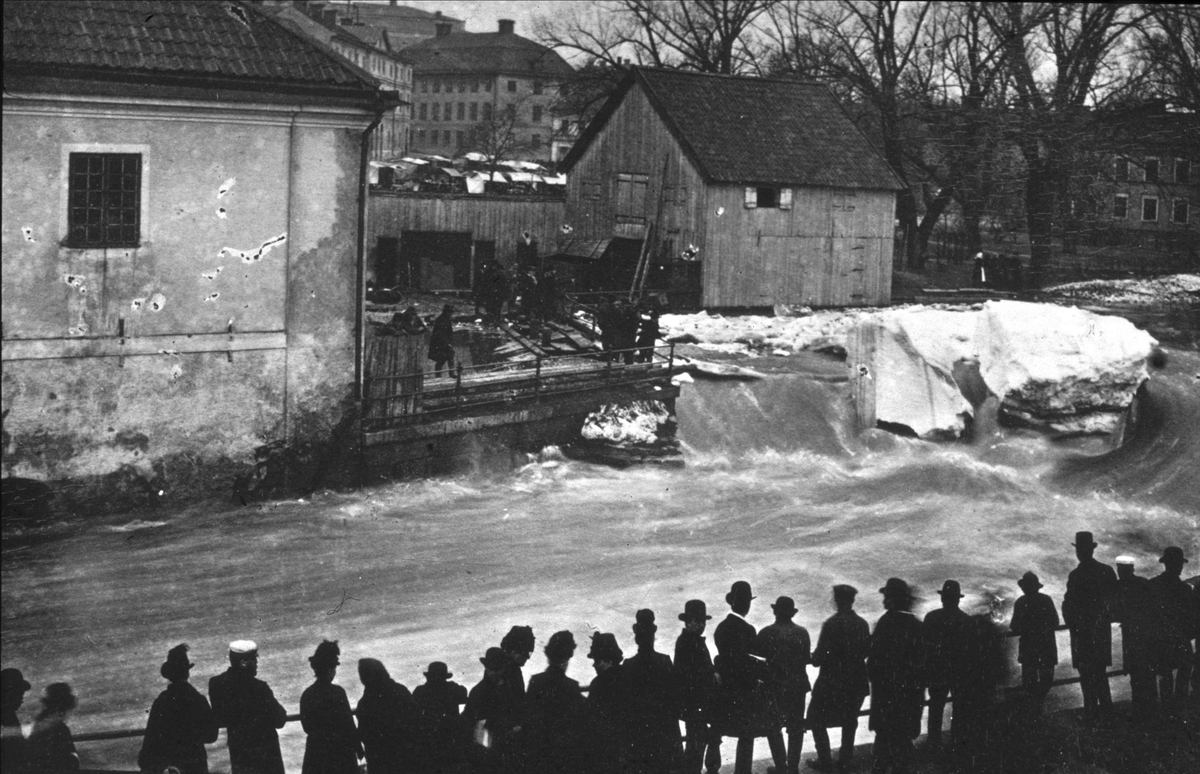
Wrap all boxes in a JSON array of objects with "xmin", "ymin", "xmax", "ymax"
[
  {"xmin": 1148, "ymin": 547, "xmax": 1195, "ymax": 702},
  {"xmin": 138, "ymin": 644, "xmax": 218, "ymax": 774},
  {"xmin": 922, "ymin": 580, "xmax": 972, "ymax": 751},
  {"xmin": 428, "ymin": 304, "xmax": 456, "ymax": 378},
  {"xmin": 754, "ymin": 595, "xmax": 811, "ymax": 774},
  {"xmin": 806, "ymin": 584, "xmax": 870, "ymax": 774},
  {"xmin": 355, "ymin": 658, "xmax": 419, "ymax": 774},
  {"xmin": 26, "ymin": 683, "xmax": 79, "ymax": 774},
  {"xmin": 413, "ymin": 662, "xmax": 468, "ymax": 774},
  {"xmin": 635, "ymin": 308, "xmax": 660, "ymax": 364},
  {"xmin": 299, "ymin": 640, "xmax": 361, "ymax": 774},
  {"xmin": 1062, "ymin": 531, "xmax": 1118, "ymax": 723},
  {"xmin": 208, "ymin": 640, "xmax": 287, "ymax": 774},
  {"xmin": 1009, "ymin": 571, "xmax": 1060, "ymax": 718},
  {"xmin": 525, "ymin": 631, "xmax": 586, "ymax": 774},
  {"xmin": 1113, "ymin": 558, "xmax": 1156, "ymax": 711}
]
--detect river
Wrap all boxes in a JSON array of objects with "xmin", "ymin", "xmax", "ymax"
[{"xmin": 2, "ymin": 345, "xmax": 1197, "ymax": 772}]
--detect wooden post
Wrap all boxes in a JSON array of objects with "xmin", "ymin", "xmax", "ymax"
[
  {"xmin": 846, "ymin": 321, "xmax": 877, "ymax": 431},
  {"xmin": 455, "ymin": 363, "xmax": 463, "ymax": 412},
  {"xmin": 535, "ymin": 355, "xmax": 542, "ymax": 401}
]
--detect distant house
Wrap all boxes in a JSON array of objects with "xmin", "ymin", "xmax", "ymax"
[
  {"xmin": 2, "ymin": 0, "xmax": 400, "ymax": 509},
  {"xmin": 560, "ymin": 68, "xmax": 904, "ymax": 308}
]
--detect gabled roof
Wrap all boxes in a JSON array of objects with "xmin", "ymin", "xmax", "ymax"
[
  {"xmin": 2, "ymin": 0, "xmax": 399, "ymax": 110},
  {"xmin": 562, "ymin": 68, "xmax": 904, "ymax": 190},
  {"xmin": 401, "ymin": 30, "xmax": 574, "ymax": 79}
]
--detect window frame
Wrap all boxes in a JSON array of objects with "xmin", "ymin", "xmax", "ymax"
[
  {"xmin": 1172, "ymin": 198, "xmax": 1190, "ymax": 224},
  {"xmin": 1114, "ymin": 156, "xmax": 1129, "ymax": 182},
  {"xmin": 61, "ymin": 145, "xmax": 149, "ymax": 249},
  {"xmin": 1112, "ymin": 194, "xmax": 1128, "ymax": 219},
  {"xmin": 507, "ymin": 80, "xmax": 518, "ymax": 93},
  {"xmin": 1144, "ymin": 157, "xmax": 1159, "ymax": 183},
  {"xmin": 1141, "ymin": 195, "xmax": 1158, "ymax": 222},
  {"xmin": 532, "ymin": 105, "xmax": 543, "ymax": 124},
  {"xmin": 1176, "ymin": 158, "xmax": 1191, "ymax": 184}
]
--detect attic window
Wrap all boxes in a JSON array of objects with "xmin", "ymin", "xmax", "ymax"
[{"xmin": 744, "ymin": 187, "xmax": 793, "ymax": 209}]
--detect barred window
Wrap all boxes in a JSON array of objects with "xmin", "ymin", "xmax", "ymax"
[{"xmin": 67, "ymin": 153, "xmax": 141, "ymax": 247}]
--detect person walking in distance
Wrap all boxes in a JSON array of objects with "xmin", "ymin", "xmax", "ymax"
[
  {"xmin": 1008, "ymin": 572, "xmax": 1060, "ymax": 718},
  {"xmin": 299, "ymin": 640, "xmax": 361, "ymax": 774},
  {"xmin": 922, "ymin": 580, "xmax": 972, "ymax": 752},
  {"xmin": 138, "ymin": 644, "xmax": 218, "ymax": 774},
  {"xmin": 868, "ymin": 578, "xmax": 925, "ymax": 774},
  {"xmin": 674, "ymin": 600, "xmax": 721, "ymax": 774},
  {"xmin": 1112, "ymin": 557, "xmax": 1156, "ymax": 711},
  {"xmin": 208, "ymin": 640, "xmax": 287, "ymax": 774},
  {"xmin": 1148, "ymin": 546, "xmax": 1195, "ymax": 702},
  {"xmin": 754, "ymin": 596, "xmax": 811, "ymax": 774},
  {"xmin": 806, "ymin": 585, "xmax": 870, "ymax": 773},
  {"xmin": 1062, "ymin": 531, "xmax": 1117, "ymax": 723}
]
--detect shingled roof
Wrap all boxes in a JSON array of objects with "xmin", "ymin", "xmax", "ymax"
[
  {"xmin": 2, "ymin": 0, "xmax": 398, "ymax": 109},
  {"xmin": 563, "ymin": 68, "xmax": 903, "ymax": 190},
  {"xmin": 401, "ymin": 29, "xmax": 574, "ymax": 79}
]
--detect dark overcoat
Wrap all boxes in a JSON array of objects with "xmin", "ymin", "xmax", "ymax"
[
  {"xmin": 1147, "ymin": 573, "xmax": 1197, "ymax": 671},
  {"xmin": 867, "ymin": 610, "xmax": 925, "ymax": 739},
  {"xmin": 428, "ymin": 313, "xmax": 454, "ymax": 363},
  {"xmin": 1010, "ymin": 592, "xmax": 1060, "ymax": 668},
  {"xmin": 356, "ymin": 679, "xmax": 419, "ymax": 774},
  {"xmin": 753, "ymin": 620, "xmax": 811, "ymax": 729},
  {"xmin": 138, "ymin": 681, "xmax": 218, "ymax": 774},
  {"xmin": 2, "ymin": 709, "xmax": 27, "ymax": 774},
  {"xmin": 26, "ymin": 717, "xmax": 78, "ymax": 774},
  {"xmin": 1063, "ymin": 558, "xmax": 1117, "ymax": 668},
  {"xmin": 413, "ymin": 679, "xmax": 468, "ymax": 771},
  {"xmin": 622, "ymin": 648, "xmax": 682, "ymax": 773},
  {"xmin": 585, "ymin": 664, "xmax": 628, "ymax": 774},
  {"xmin": 712, "ymin": 613, "xmax": 766, "ymax": 737},
  {"xmin": 208, "ymin": 669, "xmax": 287, "ymax": 774},
  {"xmin": 673, "ymin": 629, "xmax": 716, "ymax": 722},
  {"xmin": 299, "ymin": 680, "xmax": 360, "ymax": 774},
  {"xmin": 462, "ymin": 672, "xmax": 526, "ymax": 772},
  {"xmin": 525, "ymin": 667, "xmax": 586, "ymax": 774},
  {"xmin": 923, "ymin": 606, "xmax": 973, "ymax": 688},
  {"xmin": 806, "ymin": 610, "xmax": 870, "ymax": 729}
]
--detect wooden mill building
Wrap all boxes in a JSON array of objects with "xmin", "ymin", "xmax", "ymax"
[{"xmin": 560, "ymin": 68, "xmax": 904, "ymax": 308}]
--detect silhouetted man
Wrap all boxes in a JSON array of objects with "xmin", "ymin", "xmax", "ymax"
[
  {"xmin": 586, "ymin": 632, "xmax": 627, "ymax": 774},
  {"xmin": 526, "ymin": 631, "xmax": 586, "ymax": 774},
  {"xmin": 1148, "ymin": 546, "xmax": 1195, "ymax": 700},
  {"xmin": 208, "ymin": 640, "xmax": 287, "ymax": 774},
  {"xmin": 139, "ymin": 644, "xmax": 218, "ymax": 774},
  {"xmin": 922, "ymin": 580, "xmax": 972, "ymax": 750},
  {"xmin": 356, "ymin": 658, "xmax": 419, "ymax": 774},
  {"xmin": 714, "ymin": 580, "xmax": 765, "ymax": 774},
  {"xmin": 754, "ymin": 596, "xmax": 810, "ymax": 774},
  {"xmin": 674, "ymin": 599, "xmax": 721, "ymax": 774},
  {"xmin": 1062, "ymin": 531, "xmax": 1117, "ymax": 722},
  {"xmin": 1009, "ymin": 571, "xmax": 1060, "ymax": 717},
  {"xmin": 1113, "ymin": 557, "xmax": 1157, "ymax": 711},
  {"xmin": 463, "ymin": 647, "xmax": 526, "ymax": 774},
  {"xmin": 299, "ymin": 640, "xmax": 361, "ymax": 774},
  {"xmin": 1, "ymin": 668, "xmax": 32, "ymax": 774},
  {"xmin": 623, "ymin": 610, "xmax": 682, "ymax": 774},
  {"xmin": 868, "ymin": 578, "xmax": 924, "ymax": 774},
  {"xmin": 806, "ymin": 585, "xmax": 869, "ymax": 774},
  {"xmin": 413, "ymin": 662, "xmax": 467, "ymax": 774}
]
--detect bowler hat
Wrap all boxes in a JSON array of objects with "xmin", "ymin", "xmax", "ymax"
[
  {"xmin": 1159, "ymin": 546, "xmax": 1189, "ymax": 564},
  {"xmin": 725, "ymin": 580, "xmax": 755, "ymax": 606},
  {"xmin": 424, "ymin": 661, "xmax": 453, "ymax": 680},
  {"xmin": 309, "ymin": 640, "xmax": 341, "ymax": 669},
  {"xmin": 501, "ymin": 625, "xmax": 535, "ymax": 654},
  {"xmin": 161, "ymin": 643, "xmax": 194, "ymax": 681},
  {"xmin": 633, "ymin": 608, "xmax": 658, "ymax": 634},
  {"xmin": 587, "ymin": 632, "xmax": 624, "ymax": 664},
  {"xmin": 1073, "ymin": 531, "xmax": 1097, "ymax": 548},
  {"xmin": 1, "ymin": 668, "xmax": 31, "ymax": 694},
  {"xmin": 480, "ymin": 647, "xmax": 508, "ymax": 671},
  {"xmin": 879, "ymin": 577, "xmax": 912, "ymax": 600},
  {"xmin": 938, "ymin": 580, "xmax": 965, "ymax": 598},
  {"xmin": 41, "ymin": 683, "xmax": 77, "ymax": 714},
  {"xmin": 679, "ymin": 599, "xmax": 712, "ymax": 622},
  {"xmin": 771, "ymin": 596, "xmax": 798, "ymax": 617},
  {"xmin": 544, "ymin": 631, "xmax": 577, "ymax": 661},
  {"xmin": 1017, "ymin": 571, "xmax": 1043, "ymax": 591}
]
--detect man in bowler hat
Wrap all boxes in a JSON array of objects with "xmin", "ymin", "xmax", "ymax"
[
  {"xmin": 208, "ymin": 640, "xmax": 288, "ymax": 774},
  {"xmin": 526, "ymin": 632, "xmax": 586, "ymax": 774},
  {"xmin": 413, "ymin": 662, "xmax": 468, "ymax": 774},
  {"xmin": 674, "ymin": 600, "xmax": 721, "ymax": 774},
  {"xmin": 1062, "ymin": 531, "xmax": 1117, "ymax": 721},
  {"xmin": 462, "ymin": 647, "xmax": 526, "ymax": 773},
  {"xmin": 1009, "ymin": 571, "xmax": 1060, "ymax": 717},
  {"xmin": 139, "ymin": 644, "xmax": 218, "ymax": 774},
  {"xmin": 623, "ymin": 610, "xmax": 682, "ymax": 774},
  {"xmin": 2, "ymin": 667, "xmax": 32, "ymax": 774},
  {"xmin": 922, "ymin": 580, "xmax": 973, "ymax": 749},
  {"xmin": 714, "ymin": 580, "xmax": 766, "ymax": 774},
  {"xmin": 1148, "ymin": 546, "xmax": 1195, "ymax": 700},
  {"xmin": 1113, "ymin": 557, "xmax": 1156, "ymax": 711},
  {"xmin": 754, "ymin": 596, "xmax": 810, "ymax": 774},
  {"xmin": 299, "ymin": 640, "xmax": 361, "ymax": 774},
  {"xmin": 807, "ymin": 585, "xmax": 870, "ymax": 773},
  {"xmin": 868, "ymin": 578, "xmax": 924, "ymax": 774},
  {"xmin": 586, "ymin": 632, "xmax": 628, "ymax": 774}
]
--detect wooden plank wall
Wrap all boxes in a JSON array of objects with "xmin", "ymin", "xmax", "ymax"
[
  {"xmin": 367, "ymin": 192, "xmax": 565, "ymax": 278},
  {"xmin": 702, "ymin": 186, "xmax": 895, "ymax": 308}
]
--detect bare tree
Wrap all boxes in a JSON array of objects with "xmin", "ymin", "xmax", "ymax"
[{"xmin": 1125, "ymin": 4, "xmax": 1200, "ymax": 111}]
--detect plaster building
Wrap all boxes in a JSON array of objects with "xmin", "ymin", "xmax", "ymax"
[
  {"xmin": 2, "ymin": 0, "xmax": 400, "ymax": 509},
  {"xmin": 402, "ymin": 19, "xmax": 576, "ymax": 162},
  {"xmin": 560, "ymin": 68, "xmax": 904, "ymax": 308}
]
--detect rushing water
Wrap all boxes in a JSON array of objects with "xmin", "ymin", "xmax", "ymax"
[{"xmin": 2, "ymin": 347, "xmax": 1197, "ymax": 771}]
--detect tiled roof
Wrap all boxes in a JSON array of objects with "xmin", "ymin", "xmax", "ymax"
[
  {"xmin": 401, "ymin": 31, "xmax": 574, "ymax": 79},
  {"xmin": 565, "ymin": 68, "xmax": 904, "ymax": 190},
  {"xmin": 3, "ymin": 0, "xmax": 388, "ymax": 98}
]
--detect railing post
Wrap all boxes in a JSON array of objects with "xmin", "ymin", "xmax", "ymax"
[
  {"xmin": 535, "ymin": 355, "xmax": 542, "ymax": 401},
  {"xmin": 455, "ymin": 363, "xmax": 463, "ymax": 413},
  {"xmin": 668, "ymin": 341, "xmax": 675, "ymax": 375}
]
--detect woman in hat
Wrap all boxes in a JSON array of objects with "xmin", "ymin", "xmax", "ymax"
[
  {"xmin": 867, "ymin": 578, "xmax": 924, "ymax": 774},
  {"xmin": 806, "ymin": 585, "xmax": 870, "ymax": 773},
  {"xmin": 355, "ymin": 658, "xmax": 419, "ymax": 774},
  {"xmin": 413, "ymin": 661, "xmax": 468, "ymax": 773},
  {"xmin": 1009, "ymin": 572, "xmax": 1060, "ymax": 717},
  {"xmin": 138, "ymin": 644, "xmax": 218, "ymax": 774},
  {"xmin": 526, "ymin": 631, "xmax": 586, "ymax": 774},
  {"xmin": 674, "ymin": 600, "xmax": 720, "ymax": 774},
  {"xmin": 299, "ymin": 640, "xmax": 361, "ymax": 774},
  {"xmin": 26, "ymin": 682, "xmax": 79, "ymax": 774}
]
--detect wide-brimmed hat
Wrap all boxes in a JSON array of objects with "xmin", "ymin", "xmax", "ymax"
[
  {"xmin": 879, "ymin": 577, "xmax": 912, "ymax": 600},
  {"xmin": 424, "ymin": 661, "xmax": 453, "ymax": 680},
  {"xmin": 309, "ymin": 640, "xmax": 340, "ymax": 670},
  {"xmin": 938, "ymin": 580, "xmax": 964, "ymax": 599},
  {"xmin": 587, "ymin": 632, "xmax": 624, "ymax": 664},
  {"xmin": 501, "ymin": 625, "xmax": 535, "ymax": 654},
  {"xmin": 1, "ymin": 668, "xmax": 31, "ymax": 694},
  {"xmin": 161, "ymin": 643, "xmax": 193, "ymax": 680},
  {"xmin": 679, "ymin": 599, "xmax": 712, "ymax": 622},
  {"xmin": 1159, "ymin": 546, "xmax": 1189, "ymax": 564},
  {"xmin": 544, "ymin": 631, "xmax": 577, "ymax": 661},
  {"xmin": 41, "ymin": 683, "xmax": 77, "ymax": 713},
  {"xmin": 480, "ymin": 647, "xmax": 508, "ymax": 671},
  {"xmin": 725, "ymin": 580, "xmax": 755, "ymax": 606},
  {"xmin": 771, "ymin": 596, "xmax": 798, "ymax": 617},
  {"xmin": 1073, "ymin": 531, "xmax": 1097, "ymax": 548},
  {"xmin": 1017, "ymin": 571, "xmax": 1043, "ymax": 591},
  {"xmin": 633, "ymin": 609, "xmax": 657, "ymax": 635}
]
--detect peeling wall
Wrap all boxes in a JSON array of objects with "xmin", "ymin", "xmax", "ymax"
[{"xmin": 2, "ymin": 97, "xmax": 371, "ymax": 512}]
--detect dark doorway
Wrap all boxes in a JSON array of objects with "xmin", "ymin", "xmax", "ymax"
[
  {"xmin": 473, "ymin": 239, "xmax": 496, "ymax": 286},
  {"xmin": 375, "ymin": 236, "xmax": 402, "ymax": 289},
  {"xmin": 400, "ymin": 231, "xmax": 472, "ymax": 290}
]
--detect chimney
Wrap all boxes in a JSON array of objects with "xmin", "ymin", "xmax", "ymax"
[
  {"xmin": 435, "ymin": 21, "xmax": 452, "ymax": 38},
  {"xmin": 498, "ymin": 19, "xmax": 515, "ymax": 35}
]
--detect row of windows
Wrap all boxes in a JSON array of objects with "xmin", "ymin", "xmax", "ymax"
[
  {"xmin": 419, "ymin": 79, "xmax": 554, "ymax": 95},
  {"xmin": 416, "ymin": 102, "xmax": 544, "ymax": 124},
  {"xmin": 415, "ymin": 129, "xmax": 543, "ymax": 150},
  {"xmin": 1114, "ymin": 156, "xmax": 1191, "ymax": 184},
  {"xmin": 1113, "ymin": 194, "xmax": 1190, "ymax": 223}
]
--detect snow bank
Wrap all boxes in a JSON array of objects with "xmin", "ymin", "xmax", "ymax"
[
  {"xmin": 1044, "ymin": 273, "xmax": 1200, "ymax": 306},
  {"xmin": 581, "ymin": 400, "xmax": 673, "ymax": 445}
]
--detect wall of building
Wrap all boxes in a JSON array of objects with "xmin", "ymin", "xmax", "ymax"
[{"xmin": 1, "ymin": 96, "xmax": 370, "ymax": 511}]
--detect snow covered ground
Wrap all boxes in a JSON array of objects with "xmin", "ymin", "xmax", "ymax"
[{"xmin": 1042, "ymin": 273, "xmax": 1200, "ymax": 306}]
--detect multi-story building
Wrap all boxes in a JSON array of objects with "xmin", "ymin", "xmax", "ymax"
[
  {"xmin": 402, "ymin": 19, "xmax": 576, "ymax": 163},
  {"xmin": 341, "ymin": 1, "xmax": 465, "ymax": 49}
]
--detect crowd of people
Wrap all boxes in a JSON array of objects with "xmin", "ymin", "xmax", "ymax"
[
  {"xmin": 595, "ymin": 298, "xmax": 661, "ymax": 365},
  {"xmin": 2, "ymin": 532, "xmax": 1196, "ymax": 774}
]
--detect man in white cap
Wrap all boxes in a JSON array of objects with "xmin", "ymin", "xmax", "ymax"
[
  {"xmin": 208, "ymin": 640, "xmax": 288, "ymax": 774},
  {"xmin": 1113, "ymin": 556, "xmax": 1156, "ymax": 711}
]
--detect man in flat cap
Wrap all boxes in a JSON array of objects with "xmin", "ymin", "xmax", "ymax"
[
  {"xmin": 1112, "ymin": 557, "xmax": 1156, "ymax": 711},
  {"xmin": 922, "ymin": 580, "xmax": 972, "ymax": 751},
  {"xmin": 299, "ymin": 640, "xmax": 361, "ymax": 774},
  {"xmin": 868, "ymin": 578, "xmax": 924, "ymax": 774},
  {"xmin": 526, "ymin": 632, "xmax": 586, "ymax": 774},
  {"xmin": 208, "ymin": 640, "xmax": 288, "ymax": 774},
  {"xmin": 754, "ymin": 596, "xmax": 810, "ymax": 774},
  {"xmin": 2, "ymin": 667, "xmax": 32, "ymax": 774},
  {"xmin": 674, "ymin": 600, "xmax": 721, "ymax": 774},
  {"xmin": 462, "ymin": 647, "xmax": 526, "ymax": 773},
  {"xmin": 1062, "ymin": 531, "xmax": 1117, "ymax": 722},
  {"xmin": 1148, "ymin": 546, "xmax": 1195, "ymax": 701},
  {"xmin": 586, "ymin": 632, "xmax": 628, "ymax": 774},
  {"xmin": 714, "ymin": 580, "xmax": 766, "ymax": 774},
  {"xmin": 807, "ymin": 585, "xmax": 870, "ymax": 773},
  {"xmin": 139, "ymin": 644, "xmax": 218, "ymax": 774},
  {"xmin": 624, "ymin": 609, "xmax": 682, "ymax": 774},
  {"xmin": 1009, "ymin": 572, "xmax": 1060, "ymax": 718}
]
